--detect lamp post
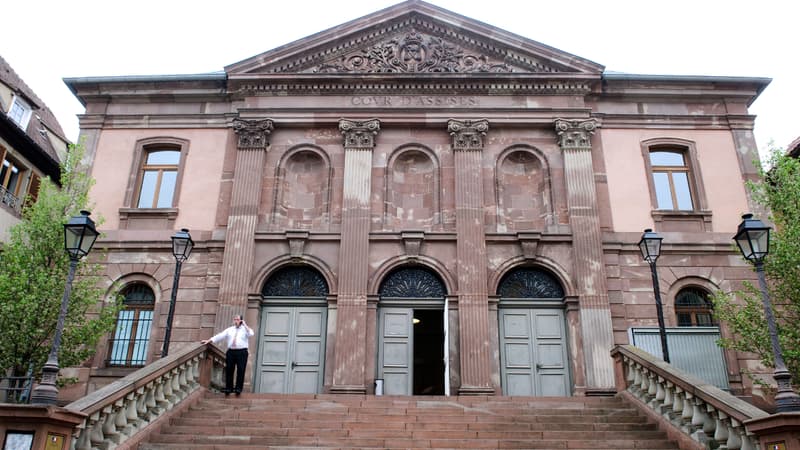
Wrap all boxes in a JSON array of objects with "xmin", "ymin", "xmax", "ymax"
[
  {"xmin": 639, "ymin": 228, "xmax": 670, "ymax": 363},
  {"xmin": 30, "ymin": 211, "xmax": 99, "ymax": 405},
  {"xmin": 161, "ymin": 228, "xmax": 194, "ymax": 357},
  {"xmin": 734, "ymin": 213, "xmax": 800, "ymax": 412}
]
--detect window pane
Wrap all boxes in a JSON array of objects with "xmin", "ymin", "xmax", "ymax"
[
  {"xmin": 696, "ymin": 313, "xmax": 714, "ymax": 326},
  {"xmin": 156, "ymin": 171, "xmax": 177, "ymax": 208},
  {"xmin": 110, "ymin": 310, "xmax": 134, "ymax": 364},
  {"xmin": 137, "ymin": 171, "xmax": 158, "ymax": 207},
  {"xmin": 146, "ymin": 150, "xmax": 180, "ymax": 165},
  {"xmin": 652, "ymin": 172, "xmax": 673, "ymax": 209},
  {"xmin": 650, "ymin": 151, "xmax": 685, "ymax": 166},
  {"xmin": 131, "ymin": 311, "xmax": 153, "ymax": 365},
  {"xmin": 677, "ymin": 313, "xmax": 693, "ymax": 327},
  {"xmin": 672, "ymin": 172, "xmax": 693, "ymax": 210}
]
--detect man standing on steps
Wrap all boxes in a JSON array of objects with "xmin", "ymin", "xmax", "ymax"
[{"xmin": 202, "ymin": 314, "xmax": 254, "ymax": 396}]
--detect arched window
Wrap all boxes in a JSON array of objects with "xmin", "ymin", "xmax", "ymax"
[
  {"xmin": 675, "ymin": 287, "xmax": 716, "ymax": 327},
  {"xmin": 497, "ymin": 267, "xmax": 564, "ymax": 298},
  {"xmin": 108, "ymin": 283, "xmax": 155, "ymax": 366},
  {"xmin": 379, "ymin": 267, "xmax": 446, "ymax": 298},
  {"xmin": 262, "ymin": 266, "xmax": 329, "ymax": 297}
]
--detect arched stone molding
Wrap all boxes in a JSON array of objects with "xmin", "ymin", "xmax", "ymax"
[
  {"xmin": 368, "ymin": 255, "xmax": 456, "ymax": 298},
  {"xmin": 488, "ymin": 255, "xmax": 576, "ymax": 299},
  {"xmin": 494, "ymin": 145, "xmax": 555, "ymax": 232},
  {"xmin": 383, "ymin": 143, "xmax": 442, "ymax": 229},
  {"xmin": 664, "ymin": 275, "xmax": 744, "ymax": 392},
  {"xmin": 270, "ymin": 144, "xmax": 333, "ymax": 229},
  {"xmin": 250, "ymin": 254, "xmax": 338, "ymax": 297},
  {"xmin": 94, "ymin": 272, "xmax": 163, "ymax": 368}
]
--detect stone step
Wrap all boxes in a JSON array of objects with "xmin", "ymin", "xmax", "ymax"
[{"xmin": 137, "ymin": 392, "xmax": 679, "ymax": 449}]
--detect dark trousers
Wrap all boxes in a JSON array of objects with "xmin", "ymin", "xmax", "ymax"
[{"xmin": 225, "ymin": 348, "xmax": 248, "ymax": 393}]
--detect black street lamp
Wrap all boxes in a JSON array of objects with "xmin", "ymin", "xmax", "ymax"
[
  {"xmin": 161, "ymin": 228, "xmax": 194, "ymax": 357},
  {"xmin": 31, "ymin": 211, "xmax": 99, "ymax": 405},
  {"xmin": 639, "ymin": 228, "xmax": 670, "ymax": 363},
  {"xmin": 734, "ymin": 213, "xmax": 800, "ymax": 412}
]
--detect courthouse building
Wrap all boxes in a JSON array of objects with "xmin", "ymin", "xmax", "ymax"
[{"xmin": 64, "ymin": 1, "xmax": 770, "ymax": 400}]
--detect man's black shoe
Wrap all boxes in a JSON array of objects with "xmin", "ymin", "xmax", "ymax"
[
  {"xmin": 234, "ymin": 390, "xmax": 241, "ymax": 396},
  {"xmin": 222, "ymin": 389, "xmax": 231, "ymax": 396}
]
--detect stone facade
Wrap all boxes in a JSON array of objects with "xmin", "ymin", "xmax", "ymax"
[{"xmin": 63, "ymin": 0, "xmax": 770, "ymax": 402}]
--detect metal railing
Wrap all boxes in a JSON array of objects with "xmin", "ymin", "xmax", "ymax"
[
  {"xmin": 0, "ymin": 184, "xmax": 21, "ymax": 212},
  {"xmin": 0, "ymin": 375, "xmax": 33, "ymax": 404}
]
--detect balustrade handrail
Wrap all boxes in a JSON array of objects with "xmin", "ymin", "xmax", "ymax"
[
  {"xmin": 62, "ymin": 342, "xmax": 226, "ymax": 450},
  {"xmin": 65, "ymin": 342, "xmax": 219, "ymax": 415},
  {"xmin": 613, "ymin": 344, "xmax": 767, "ymax": 423}
]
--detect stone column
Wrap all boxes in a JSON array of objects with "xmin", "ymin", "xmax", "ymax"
[
  {"xmin": 449, "ymin": 119, "xmax": 494, "ymax": 395},
  {"xmin": 330, "ymin": 118, "xmax": 380, "ymax": 394},
  {"xmin": 554, "ymin": 118, "xmax": 615, "ymax": 392},
  {"xmin": 215, "ymin": 118, "xmax": 273, "ymax": 330}
]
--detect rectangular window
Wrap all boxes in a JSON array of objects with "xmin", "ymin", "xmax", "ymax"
[
  {"xmin": 136, "ymin": 150, "xmax": 180, "ymax": 208},
  {"xmin": 649, "ymin": 150, "xmax": 694, "ymax": 211},
  {"xmin": 108, "ymin": 309, "xmax": 153, "ymax": 366},
  {"xmin": 7, "ymin": 97, "xmax": 32, "ymax": 129}
]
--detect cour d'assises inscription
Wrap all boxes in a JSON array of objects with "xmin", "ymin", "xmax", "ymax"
[{"xmin": 350, "ymin": 95, "xmax": 478, "ymax": 107}]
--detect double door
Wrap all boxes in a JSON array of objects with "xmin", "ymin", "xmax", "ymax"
[
  {"xmin": 499, "ymin": 307, "xmax": 570, "ymax": 396},
  {"xmin": 255, "ymin": 305, "xmax": 327, "ymax": 394}
]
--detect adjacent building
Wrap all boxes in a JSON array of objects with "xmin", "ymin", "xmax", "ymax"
[
  {"xmin": 64, "ymin": 1, "xmax": 771, "ymax": 403},
  {"xmin": 0, "ymin": 55, "xmax": 67, "ymax": 241}
]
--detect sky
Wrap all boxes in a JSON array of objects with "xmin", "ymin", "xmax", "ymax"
[{"xmin": 3, "ymin": 0, "xmax": 798, "ymax": 154}]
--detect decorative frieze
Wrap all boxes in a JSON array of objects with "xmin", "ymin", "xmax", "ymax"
[
  {"xmin": 339, "ymin": 118, "xmax": 381, "ymax": 148},
  {"xmin": 448, "ymin": 119, "xmax": 489, "ymax": 151},
  {"xmin": 233, "ymin": 118, "xmax": 274, "ymax": 149},
  {"xmin": 316, "ymin": 29, "xmax": 511, "ymax": 74},
  {"xmin": 554, "ymin": 118, "xmax": 597, "ymax": 149}
]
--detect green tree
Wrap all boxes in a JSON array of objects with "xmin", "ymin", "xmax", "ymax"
[
  {"xmin": 713, "ymin": 145, "xmax": 800, "ymax": 383},
  {"xmin": 0, "ymin": 144, "xmax": 120, "ymax": 398}
]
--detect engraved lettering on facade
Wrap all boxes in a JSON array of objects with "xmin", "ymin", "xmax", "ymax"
[{"xmin": 350, "ymin": 96, "xmax": 479, "ymax": 107}]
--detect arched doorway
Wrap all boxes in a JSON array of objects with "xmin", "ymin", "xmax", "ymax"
[
  {"xmin": 497, "ymin": 267, "xmax": 570, "ymax": 396},
  {"xmin": 256, "ymin": 266, "xmax": 329, "ymax": 394},
  {"xmin": 377, "ymin": 267, "xmax": 447, "ymax": 395}
]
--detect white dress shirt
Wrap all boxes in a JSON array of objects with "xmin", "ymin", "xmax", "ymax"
[{"xmin": 209, "ymin": 324, "xmax": 254, "ymax": 350}]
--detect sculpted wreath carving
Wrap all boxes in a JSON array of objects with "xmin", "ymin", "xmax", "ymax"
[{"xmin": 316, "ymin": 30, "xmax": 511, "ymax": 73}]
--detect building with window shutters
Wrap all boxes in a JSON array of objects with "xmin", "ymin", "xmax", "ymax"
[
  {"xmin": 0, "ymin": 55, "xmax": 68, "ymax": 242},
  {"xmin": 63, "ymin": 0, "xmax": 772, "ymax": 402}
]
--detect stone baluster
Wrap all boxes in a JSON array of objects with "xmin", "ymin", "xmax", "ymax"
[
  {"xmin": 711, "ymin": 409, "xmax": 729, "ymax": 449},
  {"xmin": 662, "ymin": 381, "xmax": 674, "ymax": 417},
  {"xmin": 690, "ymin": 397, "xmax": 712, "ymax": 445},
  {"xmin": 671, "ymin": 388, "xmax": 686, "ymax": 428},
  {"xmin": 135, "ymin": 386, "xmax": 149, "ymax": 425},
  {"xmin": 155, "ymin": 377, "xmax": 170, "ymax": 411},
  {"xmin": 88, "ymin": 411, "xmax": 105, "ymax": 448},
  {"xmin": 172, "ymin": 367, "xmax": 185, "ymax": 401},
  {"xmin": 146, "ymin": 381, "xmax": 160, "ymax": 419},
  {"xmin": 680, "ymin": 393, "xmax": 695, "ymax": 435},
  {"xmin": 101, "ymin": 404, "xmax": 120, "ymax": 445},
  {"xmin": 71, "ymin": 417, "xmax": 92, "ymax": 450}
]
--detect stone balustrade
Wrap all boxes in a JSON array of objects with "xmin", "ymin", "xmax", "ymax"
[
  {"xmin": 65, "ymin": 342, "xmax": 225, "ymax": 450},
  {"xmin": 612, "ymin": 345, "xmax": 769, "ymax": 450}
]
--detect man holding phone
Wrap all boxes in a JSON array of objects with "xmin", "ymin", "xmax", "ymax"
[{"xmin": 202, "ymin": 314, "xmax": 254, "ymax": 395}]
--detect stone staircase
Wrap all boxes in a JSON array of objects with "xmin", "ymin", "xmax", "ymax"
[{"xmin": 138, "ymin": 393, "xmax": 680, "ymax": 449}]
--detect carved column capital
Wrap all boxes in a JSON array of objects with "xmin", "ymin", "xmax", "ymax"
[
  {"xmin": 554, "ymin": 118, "xmax": 598, "ymax": 149},
  {"xmin": 233, "ymin": 118, "xmax": 274, "ymax": 149},
  {"xmin": 448, "ymin": 119, "xmax": 489, "ymax": 151},
  {"xmin": 339, "ymin": 118, "xmax": 380, "ymax": 149}
]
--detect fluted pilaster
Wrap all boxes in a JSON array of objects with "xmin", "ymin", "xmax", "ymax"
[
  {"xmin": 449, "ymin": 119, "xmax": 494, "ymax": 395},
  {"xmin": 554, "ymin": 118, "xmax": 615, "ymax": 391},
  {"xmin": 331, "ymin": 119, "xmax": 380, "ymax": 393},
  {"xmin": 216, "ymin": 118, "xmax": 273, "ymax": 330}
]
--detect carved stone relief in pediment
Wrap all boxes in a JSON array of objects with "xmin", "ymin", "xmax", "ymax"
[{"xmin": 313, "ymin": 28, "xmax": 512, "ymax": 74}]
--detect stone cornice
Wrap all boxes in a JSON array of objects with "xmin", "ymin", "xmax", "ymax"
[{"xmin": 228, "ymin": 74, "xmax": 597, "ymax": 96}]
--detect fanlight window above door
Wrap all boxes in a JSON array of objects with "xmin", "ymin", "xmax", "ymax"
[
  {"xmin": 262, "ymin": 266, "xmax": 329, "ymax": 297},
  {"xmin": 379, "ymin": 267, "xmax": 446, "ymax": 298},
  {"xmin": 498, "ymin": 268, "xmax": 564, "ymax": 298}
]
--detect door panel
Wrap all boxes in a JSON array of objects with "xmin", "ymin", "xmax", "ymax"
[
  {"xmin": 499, "ymin": 308, "xmax": 569, "ymax": 396},
  {"xmin": 257, "ymin": 306, "xmax": 326, "ymax": 394},
  {"xmin": 378, "ymin": 308, "xmax": 413, "ymax": 395}
]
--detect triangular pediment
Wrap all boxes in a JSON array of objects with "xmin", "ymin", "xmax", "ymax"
[{"xmin": 227, "ymin": 1, "xmax": 604, "ymax": 76}]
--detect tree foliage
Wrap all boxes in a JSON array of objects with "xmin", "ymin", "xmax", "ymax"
[
  {"xmin": 0, "ymin": 144, "xmax": 120, "ymax": 386},
  {"xmin": 713, "ymin": 145, "xmax": 800, "ymax": 382}
]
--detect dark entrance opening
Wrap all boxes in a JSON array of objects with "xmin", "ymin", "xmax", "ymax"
[{"xmin": 413, "ymin": 309, "xmax": 444, "ymax": 395}]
